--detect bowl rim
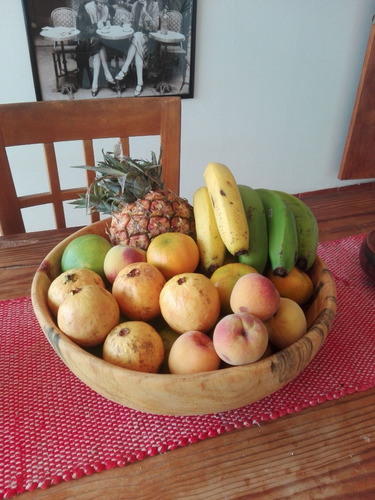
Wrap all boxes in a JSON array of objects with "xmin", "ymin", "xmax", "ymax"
[{"xmin": 31, "ymin": 218, "xmax": 337, "ymax": 416}]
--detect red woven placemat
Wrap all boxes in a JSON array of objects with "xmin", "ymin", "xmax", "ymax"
[{"xmin": 1, "ymin": 234, "xmax": 375, "ymax": 499}]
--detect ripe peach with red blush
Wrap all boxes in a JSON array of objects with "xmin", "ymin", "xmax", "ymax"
[
  {"xmin": 168, "ymin": 330, "xmax": 221, "ymax": 374},
  {"xmin": 104, "ymin": 244, "xmax": 146, "ymax": 283},
  {"xmin": 230, "ymin": 273, "xmax": 280, "ymax": 321},
  {"xmin": 213, "ymin": 313, "xmax": 269, "ymax": 365}
]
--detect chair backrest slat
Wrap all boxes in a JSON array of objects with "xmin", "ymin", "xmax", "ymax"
[{"xmin": 0, "ymin": 97, "xmax": 181, "ymax": 236}]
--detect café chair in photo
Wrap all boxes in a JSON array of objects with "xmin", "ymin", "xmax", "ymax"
[
  {"xmin": 0, "ymin": 97, "xmax": 181, "ymax": 236},
  {"xmin": 50, "ymin": 7, "xmax": 78, "ymax": 64},
  {"xmin": 165, "ymin": 11, "xmax": 188, "ymax": 84},
  {"xmin": 112, "ymin": 7, "xmax": 132, "ymax": 26},
  {"xmin": 50, "ymin": 7, "xmax": 79, "ymax": 94},
  {"xmin": 51, "ymin": 7, "xmax": 77, "ymax": 29}
]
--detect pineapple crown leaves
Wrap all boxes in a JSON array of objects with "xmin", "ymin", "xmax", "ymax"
[{"xmin": 70, "ymin": 149, "xmax": 164, "ymax": 215}]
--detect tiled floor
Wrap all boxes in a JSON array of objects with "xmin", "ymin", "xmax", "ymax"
[{"xmin": 33, "ymin": 36, "xmax": 190, "ymax": 101}]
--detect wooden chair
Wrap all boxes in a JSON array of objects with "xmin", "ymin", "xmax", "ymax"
[{"xmin": 0, "ymin": 96, "xmax": 181, "ymax": 236}]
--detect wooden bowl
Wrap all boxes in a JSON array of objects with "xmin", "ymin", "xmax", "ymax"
[{"xmin": 31, "ymin": 219, "xmax": 337, "ymax": 416}]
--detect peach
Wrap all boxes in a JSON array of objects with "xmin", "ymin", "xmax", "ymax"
[
  {"xmin": 230, "ymin": 273, "xmax": 280, "ymax": 321},
  {"xmin": 168, "ymin": 331, "xmax": 221, "ymax": 374},
  {"xmin": 265, "ymin": 297, "xmax": 307, "ymax": 349},
  {"xmin": 104, "ymin": 244, "xmax": 146, "ymax": 284},
  {"xmin": 213, "ymin": 313, "xmax": 269, "ymax": 365}
]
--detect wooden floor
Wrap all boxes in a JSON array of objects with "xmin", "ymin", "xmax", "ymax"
[{"xmin": 299, "ymin": 181, "xmax": 375, "ymax": 242}]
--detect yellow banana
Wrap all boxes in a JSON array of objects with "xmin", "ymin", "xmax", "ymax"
[
  {"xmin": 203, "ymin": 162, "xmax": 249, "ymax": 256},
  {"xmin": 193, "ymin": 186, "xmax": 226, "ymax": 275}
]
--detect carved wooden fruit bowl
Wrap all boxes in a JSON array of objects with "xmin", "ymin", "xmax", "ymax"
[{"xmin": 31, "ymin": 219, "xmax": 337, "ymax": 416}]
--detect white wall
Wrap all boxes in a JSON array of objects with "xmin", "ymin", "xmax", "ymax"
[{"xmin": 2, "ymin": 0, "xmax": 375, "ymax": 229}]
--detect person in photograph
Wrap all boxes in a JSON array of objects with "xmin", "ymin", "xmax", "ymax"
[
  {"xmin": 76, "ymin": 0, "xmax": 117, "ymax": 96},
  {"xmin": 115, "ymin": 0, "xmax": 160, "ymax": 96}
]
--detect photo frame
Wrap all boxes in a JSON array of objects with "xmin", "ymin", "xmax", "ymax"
[{"xmin": 22, "ymin": 0, "xmax": 196, "ymax": 101}]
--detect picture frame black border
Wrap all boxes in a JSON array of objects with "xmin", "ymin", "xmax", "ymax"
[{"xmin": 21, "ymin": 0, "xmax": 197, "ymax": 101}]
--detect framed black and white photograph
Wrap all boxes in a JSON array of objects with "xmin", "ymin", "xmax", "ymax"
[{"xmin": 22, "ymin": 0, "xmax": 196, "ymax": 101}]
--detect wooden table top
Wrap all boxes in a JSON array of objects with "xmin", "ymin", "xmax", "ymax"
[{"xmin": 1, "ymin": 183, "xmax": 375, "ymax": 499}]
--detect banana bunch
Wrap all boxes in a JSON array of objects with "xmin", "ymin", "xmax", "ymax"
[
  {"xmin": 193, "ymin": 186, "xmax": 227, "ymax": 275},
  {"xmin": 193, "ymin": 162, "xmax": 319, "ymax": 278},
  {"xmin": 255, "ymin": 188, "xmax": 319, "ymax": 276}
]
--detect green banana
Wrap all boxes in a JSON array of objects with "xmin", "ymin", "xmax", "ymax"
[
  {"xmin": 275, "ymin": 190, "xmax": 319, "ymax": 271},
  {"xmin": 203, "ymin": 162, "xmax": 249, "ymax": 256},
  {"xmin": 255, "ymin": 188, "xmax": 298, "ymax": 276},
  {"xmin": 237, "ymin": 184, "xmax": 268, "ymax": 274},
  {"xmin": 193, "ymin": 186, "xmax": 227, "ymax": 276}
]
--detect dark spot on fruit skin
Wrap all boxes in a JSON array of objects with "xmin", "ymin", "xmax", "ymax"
[
  {"xmin": 63, "ymin": 273, "xmax": 78, "ymax": 284},
  {"xmin": 220, "ymin": 189, "xmax": 226, "ymax": 196},
  {"xmin": 127, "ymin": 268, "xmax": 140, "ymax": 278},
  {"xmin": 177, "ymin": 276, "xmax": 187, "ymax": 285},
  {"xmin": 118, "ymin": 328, "xmax": 130, "ymax": 337}
]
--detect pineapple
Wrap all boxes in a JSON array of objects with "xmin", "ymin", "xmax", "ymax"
[{"xmin": 71, "ymin": 145, "xmax": 195, "ymax": 250}]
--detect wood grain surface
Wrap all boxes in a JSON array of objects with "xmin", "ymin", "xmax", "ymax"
[
  {"xmin": 18, "ymin": 391, "xmax": 375, "ymax": 500},
  {"xmin": 1, "ymin": 183, "xmax": 375, "ymax": 498}
]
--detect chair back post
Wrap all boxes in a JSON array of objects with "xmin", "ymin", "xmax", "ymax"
[
  {"xmin": 0, "ymin": 132, "xmax": 25, "ymax": 235},
  {"xmin": 159, "ymin": 98, "xmax": 181, "ymax": 192},
  {"xmin": 0, "ymin": 97, "xmax": 181, "ymax": 236}
]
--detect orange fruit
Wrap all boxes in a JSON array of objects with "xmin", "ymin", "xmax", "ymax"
[
  {"xmin": 103, "ymin": 321, "xmax": 164, "ymax": 373},
  {"xmin": 146, "ymin": 232, "xmax": 200, "ymax": 280},
  {"xmin": 267, "ymin": 266, "xmax": 314, "ymax": 305},
  {"xmin": 112, "ymin": 262, "xmax": 166, "ymax": 321},
  {"xmin": 159, "ymin": 273, "xmax": 221, "ymax": 334},
  {"xmin": 210, "ymin": 262, "xmax": 258, "ymax": 315}
]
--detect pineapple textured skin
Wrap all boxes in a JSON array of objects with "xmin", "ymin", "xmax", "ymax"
[{"xmin": 109, "ymin": 190, "xmax": 196, "ymax": 250}]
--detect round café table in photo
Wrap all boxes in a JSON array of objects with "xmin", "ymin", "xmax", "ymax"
[
  {"xmin": 149, "ymin": 30, "xmax": 186, "ymax": 90},
  {"xmin": 96, "ymin": 24, "xmax": 134, "ymax": 42},
  {"xmin": 97, "ymin": 24, "xmax": 135, "ymax": 96}
]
